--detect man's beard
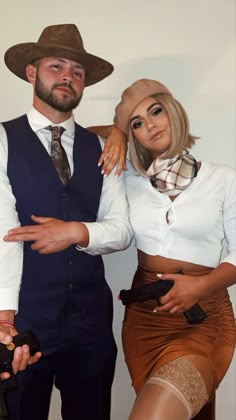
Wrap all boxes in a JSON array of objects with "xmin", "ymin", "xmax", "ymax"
[{"xmin": 35, "ymin": 75, "xmax": 82, "ymax": 112}]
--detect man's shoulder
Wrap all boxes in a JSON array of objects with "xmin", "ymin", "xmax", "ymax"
[
  {"xmin": 74, "ymin": 122, "xmax": 99, "ymax": 140},
  {"xmin": 1, "ymin": 114, "xmax": 27, "ymax": 128}
]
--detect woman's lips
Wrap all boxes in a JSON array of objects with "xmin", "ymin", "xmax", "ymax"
[{"xmin": 150, "ymin": 129, "xmax": 165, "ymax": 140}]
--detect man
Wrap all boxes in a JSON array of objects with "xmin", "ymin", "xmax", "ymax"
[{"xmin": 0, "ymin": 24, "xmax": 132, "ymax": 420}]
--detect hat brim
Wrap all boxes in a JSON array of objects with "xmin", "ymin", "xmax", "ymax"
[{"xmin": 4, "ymin": 42, "xmax": 113, "ymax": 86}]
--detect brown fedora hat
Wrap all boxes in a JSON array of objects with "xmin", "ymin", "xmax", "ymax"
[{"xmin": 4, "ymin": 24, "xmax": 114, "ymax": 86}]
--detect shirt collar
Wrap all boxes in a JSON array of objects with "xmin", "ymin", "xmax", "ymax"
[{"xmin": 27, "ymin": 106, "xmax": 75, "ymax": 137}]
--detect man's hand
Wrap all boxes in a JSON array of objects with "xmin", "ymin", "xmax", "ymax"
[
  {"xmin": 87, "ymin": 125, "xmax": 127, "ymax": 177},
  {"xmin": 0, "ymin": 324, "xmax": 41, "ymax": 380},
  {"xmin": 4, "ymin": 215, "xmax": 89, "ymax": 254},
  {"xmin": 1, "ymin": 345, "xmax": 42, "ymax": 380}
]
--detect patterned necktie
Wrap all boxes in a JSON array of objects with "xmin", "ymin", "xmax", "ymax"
[{"xmin": 47, "ymin": 125, "xmax": 71, "ymax": 185}]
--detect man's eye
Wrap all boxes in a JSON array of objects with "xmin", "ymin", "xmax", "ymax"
[
  {"xmin": 132, "ymin": 120, "xmax": 143, "ymax": 130},
  {"xmin": 75, "ymin": 71, "xmax": 84, "ymax": 78},
  {"xmin": 52, "ymin": 64, "xmax": 60, "ymax": 69},
  {"xmin": 152, "ymin": 107, "xmax": 162, "ymax": 116}
]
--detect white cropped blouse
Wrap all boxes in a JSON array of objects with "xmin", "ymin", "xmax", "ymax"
[{"xmin": 125, "ymin": 160, "xmax": 236, "ymax": 268}]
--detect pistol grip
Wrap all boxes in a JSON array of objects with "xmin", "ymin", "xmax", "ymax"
[{"xmin": 184, "ymin": 304, "xmax": 207, "ymax": 324}]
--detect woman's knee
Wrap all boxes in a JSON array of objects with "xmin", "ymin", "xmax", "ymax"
[{"xmin": 129, "ymin": 382, "xmax": 190, "ymax": 420}]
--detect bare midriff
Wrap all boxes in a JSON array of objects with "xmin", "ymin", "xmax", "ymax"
[{"xmin": 137, "ymin": 250, "xmax": 213, "ymax": 275}]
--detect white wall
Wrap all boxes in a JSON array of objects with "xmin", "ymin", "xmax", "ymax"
[{"xmin": 0, "ymin": 1, "xmax": 235, "ymax": 419}]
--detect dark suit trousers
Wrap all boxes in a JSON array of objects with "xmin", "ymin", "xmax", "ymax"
[{"xmin": 6, "ymin": 302, "xmax": 117, "ymax": 420}]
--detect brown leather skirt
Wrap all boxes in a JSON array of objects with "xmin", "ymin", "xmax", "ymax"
[{"xmin": 122, "ymin": 265, "xmax": 236, "ymax": 395}]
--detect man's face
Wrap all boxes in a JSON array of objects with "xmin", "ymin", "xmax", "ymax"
[{"xmin": 34, "ymin": 57, "xmax": 86, "ymax": 112}]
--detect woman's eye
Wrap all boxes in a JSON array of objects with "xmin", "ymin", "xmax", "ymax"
[
  {"xmin": 132, "ymin": 120, "xmax": 143, "ymax": 130},
  {"xmin": 152, "ymin": 107, "xmax": 162, "ymax": 116}
]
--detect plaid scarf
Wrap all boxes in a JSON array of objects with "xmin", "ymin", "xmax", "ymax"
[{"xmin": 146, "ymin": 149, "xmax": 198, "ymax": 196}]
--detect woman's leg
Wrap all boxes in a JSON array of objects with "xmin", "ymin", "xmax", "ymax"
[
  {"xmin": 129, "ymin": 356, "xmax": 212, "ymax": 420},
  {"xmin": 129, "ymin": 382, "xmax": 190, "ymax": 420}
]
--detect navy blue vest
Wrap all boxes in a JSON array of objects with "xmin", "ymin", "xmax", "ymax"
[{"xmin": 3, "ymin": 115, "xmax": 111, "ymax": 325}]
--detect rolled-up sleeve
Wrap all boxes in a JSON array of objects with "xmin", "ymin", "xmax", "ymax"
[{"xmin": 0, "ymin": 124, "xmax": 23, "ymax": 311}]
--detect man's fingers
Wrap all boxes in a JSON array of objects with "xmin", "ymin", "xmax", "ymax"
[
  {"xmin": 31, "ymin": 241, "xmax": 45, "ymax": 251},
  {"xmin": 0, "ymin": 329, "xmax": 13, "ymax": 345},
  {"xmin": 28, "ymin": 352, "xmax": 42, "ymax": 366},
  {"xmin": 4, "ymin": 223, "xmax": 52, "ymax": 242},
  {"xmin": 31, "ymin": 242, "xmax": 57, "ymax": 253},
  {"xmin": 5, "ymin": 233, "xmax": 37, "ymax": 242},
  {"xmin": 4, "ymin": 217, "xmax": 55, "ymax": 242},
  {"xmin": 11, "ymin": 346, "xmax": 42, "ymax": 374},
  {"xmin": 30, "ymin": 215, "xmax": 52, "ymax": 224},
  {"xmin": 11, "ymin": 345, "xmax": 24, "ymax": 373},
  {"xmin": 0, "ymin": 372, "xmax": 11, "ymax": 380},
  {"xmin": 5, "ymin": 225, "xmax": 39, "ymax": 237},
  {"xmin": 17, "ymin": 345, "xmax": 30, "ymax": 371}
]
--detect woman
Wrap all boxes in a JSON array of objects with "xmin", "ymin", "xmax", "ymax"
[{"xmin": 111, "ymin": 79, "xmax": 236, "ymax": 420}]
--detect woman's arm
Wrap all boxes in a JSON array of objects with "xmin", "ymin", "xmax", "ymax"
[
  {"xmin": 156, "ymin": 169, "xmax": 236, "ymax": 314},
  {"xmin": 87, "ymin": 125, "xmax": 127, "ymax": 177}
]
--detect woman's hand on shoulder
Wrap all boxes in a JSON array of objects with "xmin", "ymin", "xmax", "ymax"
[
  {"xmin": 87, "ymin": 125, "xmax": 128, "ymax": 177},
  {"xmin": 98, "ymin": 125, "xmax": 127, "ymax": 177}
]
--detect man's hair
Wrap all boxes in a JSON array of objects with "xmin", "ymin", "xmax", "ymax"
[
  {"xmin": 129, "ymin": 93, "xmax": 199, "ymax": 176},
  {"xmin": 31, "ymin": 58, "xmax": 40, "ymax": 68}
]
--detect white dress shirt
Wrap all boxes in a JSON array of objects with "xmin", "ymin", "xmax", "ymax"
[
  {"xmin": 125, "ymin": 160, "xmax": 236, "ymax": 268},
  {"xmin": 0, "ymin": 107, "xmax": 132, "ymax": 311}
]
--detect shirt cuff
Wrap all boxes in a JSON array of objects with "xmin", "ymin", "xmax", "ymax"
[
  {"xmin": 0, "ymin": 288, "xmax": 19, "ymax": 312},
  {"xmin": 76, "ymin": 221, "xmax": 132, "ymax": 255}
]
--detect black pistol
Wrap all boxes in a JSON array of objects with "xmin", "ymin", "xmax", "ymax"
[
  {"xmin": 0, "ymin": 330, "xmax": 40, "ymax": 419},
  {"xmin": 119, "ymin": 279, "xmax": 207, "ymax": 325}
]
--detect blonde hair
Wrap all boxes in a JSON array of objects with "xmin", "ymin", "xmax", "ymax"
[{"xmin": 129, "ymin": 93, "xmax": 199, "ymax": 176}]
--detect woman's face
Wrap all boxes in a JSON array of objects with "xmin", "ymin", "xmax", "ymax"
[{"xmin": 129, "ymin": 96, "xmax": 171, "ymax": 158}]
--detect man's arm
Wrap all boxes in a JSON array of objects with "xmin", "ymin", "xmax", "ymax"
[
  {"xmin": 87, "ymin": 125, "xmax": 127, "ymax": 177},
  {"xmin": 0, "ymin": 124, "xmax": 23, "ymax": 315},
  {"xmin": 0, "ymin": 124, "xmax": 41, "ymax": 378},
  {"xmin": 4, "ymin": 165, "xmax": 133, "ymax": 255}
]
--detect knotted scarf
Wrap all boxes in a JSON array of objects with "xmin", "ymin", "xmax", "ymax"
[{"xmin": 146, "ymin": 149, "xmax": 198, "ymax": 196}]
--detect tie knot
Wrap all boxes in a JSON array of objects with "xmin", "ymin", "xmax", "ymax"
[{"xmin": 46, "ymin": 125, "xmax": 65, "ymax": 140}]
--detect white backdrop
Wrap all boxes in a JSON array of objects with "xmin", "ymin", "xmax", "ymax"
[{"xmin": 0, "ymin": 1, "xmax": 235, "ymax": 419}]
